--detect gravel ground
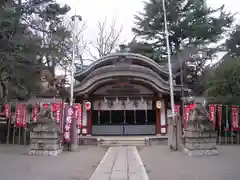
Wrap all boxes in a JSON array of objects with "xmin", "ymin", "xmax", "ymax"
[
  {"xmin": 138, "ymin": 145, "xmax": 240, "ymax": 180},
  {"xmin": 0, "ymin": 145, "xmax": 107, "ymax": 180}
]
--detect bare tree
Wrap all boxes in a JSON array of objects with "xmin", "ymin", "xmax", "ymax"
[
  {"xmin": 63, "ymin": 18, "xmax": 88, "ymax": 71},
  {"xmin": 88, "ymin": 18, "xmax": 123, "ymax": 59}
]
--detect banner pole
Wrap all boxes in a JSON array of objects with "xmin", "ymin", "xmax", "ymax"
[
  {"xmin": 231, "ymin": 106, "xmax": 234, "ymax": 144},
  {"xmin": 24, "ymin": 128, "xmax": 27, "ymax": 145},
  {"xmin": 18, "ymin": 128, "xmax": 21, "ymax": 145},
  {"xmin": 225, "ymin": 105, "xmax": 228, "ymax": 144},
  {"xmin": 6, "ymin": 117, "xmax": 10, "ymax": 144},
  {"xmin": 23, "ymin": 105, "xmax": 27, "ymax": 145},
  {"xmin": 12, "ymin": 126, "xmax": 15, "ymax": 144},
  {"xmin": 219, "ymin": 105, "xmax": 222, "ymax": 145}
]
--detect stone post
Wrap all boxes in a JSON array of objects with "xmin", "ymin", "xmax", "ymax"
[{"xmin": 168, "ymin": 115, "xmax": 181, "ymax": 151}]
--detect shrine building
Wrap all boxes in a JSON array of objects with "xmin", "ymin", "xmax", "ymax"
[{"xmin": 74, "ymin": 53, "xmax": 188, "ymax": 136}]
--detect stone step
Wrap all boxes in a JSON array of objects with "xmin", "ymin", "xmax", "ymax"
[{"xmin": 99, "ymin": 138, "xmax": 146, "ymax": 147}]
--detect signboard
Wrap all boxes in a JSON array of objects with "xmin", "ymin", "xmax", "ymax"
[{"xmin": 63, "ymin": 105, "xmax": 74, "ymax": 142}]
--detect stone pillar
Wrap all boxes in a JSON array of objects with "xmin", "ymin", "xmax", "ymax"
[
  {"xmin": 168, "ymin": 115, "xmax": 181, "ymax": 151},
  {"xmin": 71, "ymin": 112, "xmax": 78, "ymax": 151}
]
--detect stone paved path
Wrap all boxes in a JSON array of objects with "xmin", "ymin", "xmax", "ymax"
[
  {"xmin": 0, "ymin": 145, "xmax": 106, "ymax": 180},
  {"xmin": 89, "ymin": 146, "xmax": 149, "ymax": 180},
  {"xmin": 139, "ymin": 145, "xmax": 240, "ymax": 180}
]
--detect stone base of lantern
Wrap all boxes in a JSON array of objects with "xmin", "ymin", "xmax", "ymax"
[
  {"xmin": 184, "ymin": 148, "xmax": 219, "ymax": 157},
  {"xmin": 29, "ymin": 127, "xmax": 62, "ymax": 156},
  {"xmin": 183, "ymin": 129, "xmax": 219, "ymax": 157}
]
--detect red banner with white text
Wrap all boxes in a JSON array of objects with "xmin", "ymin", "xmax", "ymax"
[
  {"xmin": 53, "ymin": 103, "xmax": 61, "ymax": 123},
  {"xmin": 75, "ymin": 103, "xmax": 82, "ymax": 129},
  {"xmin": 15, "ymin": 104, "xmax": 22, "ymax": 127},
  {"xmin": 21, "ymin": 105, "xmax": 27, "ymax": 128},
  {"xmin": 63, "ymin": 105, "xmax": 74, "ymax": 143},
  {"xmin": 4, "ymin": 104, "xmax": 11, "ymax": 119},
  {"xmin": 232, "ymin": 105, "xmax": 239, "ymax": 131},
  {"xmin": 209, "ymin": 104, "xmax": 217, "ymax": 129}
]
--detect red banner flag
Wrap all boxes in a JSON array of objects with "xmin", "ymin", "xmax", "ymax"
[
  {"xmin": 4, "ymin": 104, "xmax": 11, "ymax": 119},
  {"xmin": 21, "ymin": 105, "xmax": 27, "ymax": 128},
  {"xmin": 232, "ymin": 105, "xmax": 239, "ymax": 131},
  {"xmin": 218, "ymin": 104, "xmax": 222, "ymax": 130},
  {"xmin": 184, "ymin": 105, "xmax": 190, "ymax": 129},
  {"xmin": 15, "ymin": 104, "xmax": 22, "ymax": 127},
  {"xmin": 75, "ymin": 104, "xmax": 82, "ymax": 129},
  {"xmin": 209, "ymin": 104, "xmax": 217, "ymax": 129},
  {"xmin": 54, "ymin": 103, "xmax": 61, "ymax": 123},
  {"xmin": 32, "ymin": 103, "xmax": 38, "ymax": 123},
  {"xmin": 63, "ymin": 105, "xmax": 74, "ymax": 142}
]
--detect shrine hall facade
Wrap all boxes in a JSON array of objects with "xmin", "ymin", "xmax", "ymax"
[{"xmin": 74, "ymin": 53, "xmax": 188, "ymax": 136}]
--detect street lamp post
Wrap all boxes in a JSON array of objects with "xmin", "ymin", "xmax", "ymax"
[{"xmin": 70, "ymin": 13, "xmax": 82, "ymax": 151}]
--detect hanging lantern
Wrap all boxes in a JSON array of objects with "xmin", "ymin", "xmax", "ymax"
[
  {"xmin": 189, "ymin": 103, "xmax": 195, "ymax": 110},
  {"xmin": 156, "ymin": 101, "xmax": 161, "ymax": 109},
  {"xmin": 85, "ymin": 101, "xmax": 91, "ymax": 111}
]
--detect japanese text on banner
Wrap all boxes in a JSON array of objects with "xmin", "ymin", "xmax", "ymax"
[
  {"xmin": 53, "ymin": 103, "xmax": 61, "ymax": 123},
  {"xmin": 4, "ymin": 104, "xmax": 11, "ymax": 119},
  {"xmin": 63, "ymin": 105, "xmax": 74, "ymax": 142},
  {"xmin": 75, "ymin": 104, "xmax": 82, "ymax": 129},
  {"xmin": 21, "ymin": 105, "xmax": 27, "ymax": 128},
  {"xmin": 232, "ymin": 106, "xmax": 239, "ymax": 130},
  {"xmin": 15, "ymin": 104, "xmax": 22, "ymax": 127},
  {"xmin": 209, "ymin": 104, "xmax": 216, "ymax": 129}
]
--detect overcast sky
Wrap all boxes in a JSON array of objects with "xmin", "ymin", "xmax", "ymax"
[{"xmin": 56, "ymin": 0, "xmax": 240, "ymax": 65}]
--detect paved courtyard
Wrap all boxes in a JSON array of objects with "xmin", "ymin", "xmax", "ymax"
[
  {"xmin": 1, "ymin": 144, "xmax": 240, "ymax": 180},
  {"xmin": 0, "ymin": 145, "xmax": 107, "ymax": 180},
  {"xmin": 138, "ymin": 145, "xmax": 240, "ymax": 180}
]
